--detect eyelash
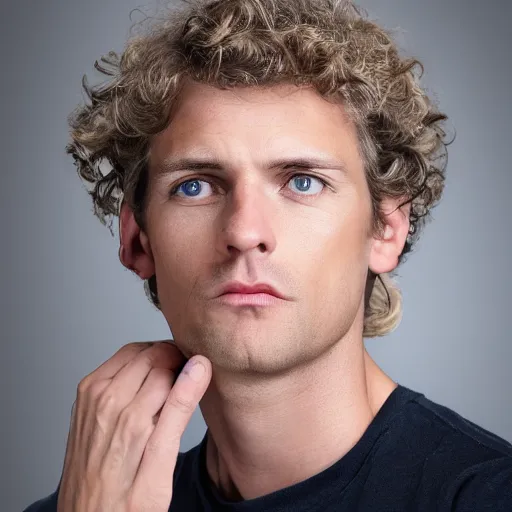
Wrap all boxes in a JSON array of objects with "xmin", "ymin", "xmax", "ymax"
[{"xmin": 168, "ymin": 173, "xmax": 330, "ymax": 198}]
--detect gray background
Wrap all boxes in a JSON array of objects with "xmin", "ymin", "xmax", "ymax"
[{"xmin": 2, "ymin": 0, "xmax": 511, "ymax": 509}]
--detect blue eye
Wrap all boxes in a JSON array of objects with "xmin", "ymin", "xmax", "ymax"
[
  {"xmin": 287, "ymin": 175, "xmax": 325, "ymax": 195},
  {"xmin": 171, "ymin": 179, "xmax": 214, "ymax": 198}
]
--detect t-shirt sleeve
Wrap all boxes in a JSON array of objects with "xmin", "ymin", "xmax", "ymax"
[
  {"xmin": 22, "ymin": 486, "xmax": 59, "ymax": 512},
  {"xmin": 449, "ymin": 456, "xmax": 512, "ymax": 511}
]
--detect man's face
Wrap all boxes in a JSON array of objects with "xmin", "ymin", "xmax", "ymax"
[{"xmin": 143, "ymin": 81, "xmax": 374, "ymax": 374}]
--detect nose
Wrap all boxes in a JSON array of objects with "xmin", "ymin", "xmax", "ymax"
[{"xmin": 215, "ymin": 180, "xmax": 277, "ymax": 259}]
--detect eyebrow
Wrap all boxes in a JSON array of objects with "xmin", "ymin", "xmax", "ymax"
[{"xmin": 153, "ymin": 156, "xmax": 350, "ymax": 180}]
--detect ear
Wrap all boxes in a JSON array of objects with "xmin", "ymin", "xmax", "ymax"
[
  {"xmin": 118, "ymin": 200, "xmax": 155, "ymax": 279},
  {"xmin": 369, "ymin": 198, "xmax": 411, "ymax": 275}
]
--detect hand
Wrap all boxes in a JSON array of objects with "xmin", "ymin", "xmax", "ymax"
[{"xmin": 57, "ymin": 341, "xmax": 211, "ymax": 511}]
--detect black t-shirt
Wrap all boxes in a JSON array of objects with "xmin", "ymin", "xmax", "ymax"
[{"xmin": 24, "ymin": 384, "xmax": 512, "ymax": 511}]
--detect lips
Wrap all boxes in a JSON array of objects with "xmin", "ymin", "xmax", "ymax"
[{"xmin": 217, "ymin": 281, "xmax": 285, "ymax": 299}]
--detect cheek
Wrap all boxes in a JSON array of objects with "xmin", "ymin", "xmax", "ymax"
[
  {"xmin": 305, "ymin": 198, "xmax": 372, "ymax": 305},
  {"xmin": 149, "ymin": 215, "xmax": 210, "ymax": 302}
]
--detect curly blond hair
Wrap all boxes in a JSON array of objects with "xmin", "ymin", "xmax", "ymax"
[{"xmin": 67, "ymin": 0, "xmax": 449, "ymax": 337}]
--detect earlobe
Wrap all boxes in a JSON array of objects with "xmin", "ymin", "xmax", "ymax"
[
  {"xmin": 369, "ymin": 198, "xmax": 410, "ymax": 275},
  {"xmin": 118, "ymin": 200, "xmax": 155, "ymax": 279}
]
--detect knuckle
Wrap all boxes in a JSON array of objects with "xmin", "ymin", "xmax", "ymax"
[
  {"xmin": 118, "ymin": 406, "xmax": 153, "ymax": 436},
  {"xmin": 169, "ymin": 392, "xmax": 196, "ymax": 414},
  {"xmin": 77, "ymin": 376, "xmax": 90, "ymax": 395},
  {"xmin": 140, "ymin": 351, "xmax": 155, "ymax": 366},
  {"xmin": 78, "ymin": 378, "xmax": 109, "ymax": 400},
  {"xmin": 119, "ymin": 341, "xmax": 151, "ymax": 358},
  {"xmin": 96, "ymin": 389, "xmax": 119, "ymax": 415}
]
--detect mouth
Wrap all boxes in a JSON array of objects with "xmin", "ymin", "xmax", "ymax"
[
  {"xmin": 215, "ymin": 281, "xmax": 288, "ymax": 306},
  {"xmin": 216, "ymin": 291, "xmax": 282, "ymax": 307}
]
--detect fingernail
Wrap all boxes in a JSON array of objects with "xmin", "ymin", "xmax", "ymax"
[{"xmin": 183, "ymin": 359, "xmax": 205, "ymax": 382}]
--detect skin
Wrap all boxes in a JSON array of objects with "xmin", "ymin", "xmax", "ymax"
[{"xmin": 119, "ymin": 81, "xmax": 410, "ymax": 501}]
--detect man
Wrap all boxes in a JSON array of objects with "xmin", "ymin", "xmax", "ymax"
[{"xmin": 24, "ymin": 0, "xmax": 512, "ymax": 510}]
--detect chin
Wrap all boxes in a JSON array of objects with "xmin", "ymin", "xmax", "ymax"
[{"xmin": 178, "ymin": 325, "xmax": 325, "ymax": 376}]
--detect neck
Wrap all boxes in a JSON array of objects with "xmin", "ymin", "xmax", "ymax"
[{"xmin": 199, "ymin": 332, "xmax": 397, "ymax": 502}]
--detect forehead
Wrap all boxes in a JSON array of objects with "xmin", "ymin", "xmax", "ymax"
[{"xmin": 149, "ymin": 81, "xmax": 362, "ymax": 173}]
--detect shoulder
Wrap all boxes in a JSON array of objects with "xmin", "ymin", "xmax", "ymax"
[{"xmin": 396, "ymin": 386, "xmax": 512, "ymax": 511}]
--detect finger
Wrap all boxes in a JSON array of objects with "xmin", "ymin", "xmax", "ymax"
[
  {"xmin": 83, "ymin": 343, "xmax": 185, "ymax": 466},
  {"xmin": 82, "ymin": 340, "xmax": 171, "ymax": 384},
  {"xmin": 129, "ymin": 368, "xmax": 178, "ymax": 422},
  {"xmin": 102, "ymin": 342, "xmax": 186, "ymax": 415},
  {"xmin": 104, "ymin": 368, "xmax": 178, "ymax": 488},
  {"xmin": 131, "ymin": 356, "xmax": 211, "ymax": 505}
]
